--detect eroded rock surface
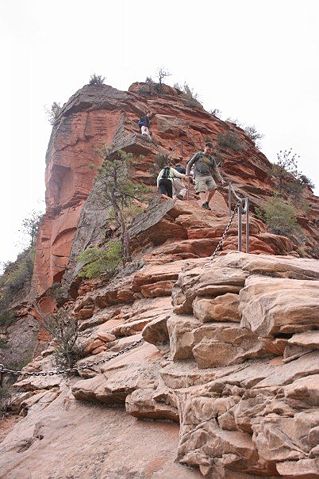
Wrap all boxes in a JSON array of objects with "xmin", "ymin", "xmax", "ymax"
[{"xmin": 2, "ymin": 252, "xmax": 319, "ymax": 478}]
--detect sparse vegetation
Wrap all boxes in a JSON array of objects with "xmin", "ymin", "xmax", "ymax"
[
  {"xmin": 0, "ymin": 247, "xmax": 35, "ymax": 307},
  {"xmin": 259, "ymin": 196, "xmax": 299, "ymax": 236},
  {"xmin": 44, "ymin": 308, "xmax": 84, "ymax": 371},
  {"xmin": 156, "ymin": 68, "xmax": 171, "ymax": 90},
  {"xmin": 46, "ymin": 102, "xmax": 62, "ymax": 125},
  {"xmin": 78, "ymin": 240, "xmax": 122, "ymax": 279},
  {"xmin": 210, "ymin": 108, "xmax": 222, "ymax": 118},
  {"xmin": 272, "ymin": 148, "xmax": 315, "ymax": 196},
  {"xmin": 0, "ymin": 310, "xmax": 16, "ymax": 330},
  {"xmin": 217, "ymin": 131, "xmax": 242, "ymax": 151},
  {"xmin": 0, "ymin": 385, "xmax": 12, "ymax": 416},
  {"xmin": 48, "ymin": 283, "xmax": 69, "ymax": 307},
  {"xmin": 19, "ymin": 210, "xmax": 42, "ymax": 247},
  {"xmin": 98, "ymin": 148, "xmax": 148, "ymax": 264},
  {"xmin": 175, "ymin": 82, "xmax": 202, "ymax": 108},
  {"xmin": 244, "ymin": 125, "xmax": 263, "ymax": 144},
  {"xmin": 89, "ymin": 74, "xmax": 105, "ymax": 86}
]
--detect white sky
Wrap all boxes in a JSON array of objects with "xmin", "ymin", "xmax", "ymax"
[{"xmin": 0, "ymin": 0, "xmax": 318, "ymax": 268}]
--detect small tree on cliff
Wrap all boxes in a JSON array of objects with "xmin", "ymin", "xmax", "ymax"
[
  {"xmin": 19, "ymin": 210, "xmax": 42, "ymax": 247},
  {"xmin": 99, "ymin": 148, "xmax": 146, "ymax": 264},
  {"xmin": 46, "ymin": 102, "xmax": 62, "ymax": 125},
  {"xmin": 89, "ymin": 74, "xmax": 105, "ymax": 86}
]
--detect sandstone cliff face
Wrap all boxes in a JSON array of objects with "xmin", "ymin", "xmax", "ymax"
[
  {"xmin": 1, "ymin": 82, "xmax": 319, "ymax": 479},
  {"xmin": 2, "ymin": 252, "xmax": 319, "ymax": 479},
  {"xmin": 32, "ymin": 82, "xmax": 319, "ymax": 300}
]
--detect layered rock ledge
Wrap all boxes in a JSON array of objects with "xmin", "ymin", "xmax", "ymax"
[{"xmin": 2, "ymin": 252, "xmax": 319, "ymax": 478}]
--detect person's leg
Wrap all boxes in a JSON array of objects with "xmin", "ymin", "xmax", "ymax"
[
  {"xmin": 195, "ymin": 177, "xmax": 211, "ymax": 208},
  {"xmin": 141, "ymin": 126, "xmax": 152, "ymax": 141},
  {"xmin": 205, "ymin": 177, "xmax": 217, "ymax": 207},
  {"xmin": 166, "ymin": 179, "xmax": 173, "ymax": 198},
  {"xmin": 158, "ymin": 179, "xmax": 167, "ymax": 195},
  {"xmin": 159, "ymin": 179, "xmax": 173, "ymax": 198}
]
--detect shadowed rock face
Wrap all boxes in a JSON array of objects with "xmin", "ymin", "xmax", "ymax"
[{"xmin": 31, "ymin": 82, "xmax": 319, "ymax": 299}]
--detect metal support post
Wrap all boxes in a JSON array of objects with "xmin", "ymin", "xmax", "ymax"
[
  {"xmin": 238, "ymin": 203, "xmax": 242, "ymax": 252},
  {"xmin": 245, "ymin": 198, "xmax": 249, "ymax": 253}
]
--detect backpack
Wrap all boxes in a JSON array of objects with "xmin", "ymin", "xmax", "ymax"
[
  {"xmin": 138, "ymin": 118, "xmax": 145, "ymax": 128},
  {"xmin": 161, "ymin": 167, "xmax": 171, "ymax": 179}
]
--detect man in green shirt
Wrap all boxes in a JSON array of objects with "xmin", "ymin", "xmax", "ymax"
[{"xmin": 186, "ymin": 141, "xmax": 226, "ymax": 210}]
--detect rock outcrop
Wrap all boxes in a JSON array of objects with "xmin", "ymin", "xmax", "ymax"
[
  {"xmin": 31, "ymin": 82, "xmax": 319, "ymax": 299},
  {"xmin": 2, "ymin": 252, "xmax": 319, "ymax": 478},
  {"xmin": 1, "ymin": 81, "xmax": 319, "ymax": 479}
]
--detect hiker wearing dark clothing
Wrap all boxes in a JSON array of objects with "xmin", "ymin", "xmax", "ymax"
[
  {"xmin": 186, "ymin": 142, "xmax": 226, "ymax": 210},
  {"xmin": 157, "ymin": 165, "xmax": 186, "ymax": 198},
  {"xmin": 172, "ymin": 164, "xmax": 187, "ymax": 199},
  {"xmin": 138, "ymin": 111, "xmax": 152, "ymax": 140}
]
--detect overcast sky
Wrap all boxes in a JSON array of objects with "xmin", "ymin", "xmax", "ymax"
[{"xmin": 0, "ymin": 0, "xmax": 318, "ymax": 268}]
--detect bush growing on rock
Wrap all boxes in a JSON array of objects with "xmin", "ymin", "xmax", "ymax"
[
  {"xmin": 78, "ymin": 240, "xmax": 122, "ymax": 279},
  {"xmin": 46, "ymin": 102, "xmax": 62, "ymax": 125},
  {"xmin": 0, "ymin": 247, "xmax": 34, "ymax": 307},
  {"xmin": 272, "ymin": 148, "xmax": 316, "ymax": 196},
  {"xmin": 0, "ymin": 310, "xmax": 16, "ymax": 331},
  {"xmin": 261, "ymin": 196, "xmax": 298, "ymax": 236},
  {"xmin": 244, "ymin": 125, "xmax": 263, "ymax": 145},
  {"xmin": 44, "ymin": 308, "xmax": 84, "ymax": 371},
  {"xmin": 217, "ymin": 131, "xmax": 242, "ymax": 151},
  {"xmin": 98, "ymin": 148, "xmax": 148, "ymax": 264},
  {"xmin": 89, "ymin": 74, "xmax": 105, "ymax": 86}
]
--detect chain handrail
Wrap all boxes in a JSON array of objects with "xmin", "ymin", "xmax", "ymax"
[
  {"xmin": 0, "ymin": 338, "xmax": 144, "ymax": 378},
  {"xmin": 227, "ymin": 182, "xmax": 250, "ymax": 253}
]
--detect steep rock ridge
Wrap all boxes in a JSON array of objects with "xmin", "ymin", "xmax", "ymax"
[
  {"xmin": 32, "ymin": 82, "xmax": 319, "ymax": 301},
  {"xmin": 2, "ymin": 81, "xmax": 319, "ymax": 478}
]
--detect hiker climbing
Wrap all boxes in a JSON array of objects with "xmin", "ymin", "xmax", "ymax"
[
  {"xmin": 186, "ymin": 141, "xmax": 226, "ymax": 210},
  {"xmin": 172, "ymin": 163, "xmax": 187, "ymax": 199},
  {"xmin": 138, "ymin": 110, "xmax": 153, "ymax": 141},
  {"xmin": 157, "ymin": 162, "xmax": 186, "ymax": 198}
]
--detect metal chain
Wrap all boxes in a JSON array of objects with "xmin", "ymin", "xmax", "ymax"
[
  {"xmin": 0, "ymin": 338, "xmax": 144, "ymax": 377},
  {"xmin": 204, "ymin": 200, "xmax": 241, "ymax": 267},
  {"xmin": 0, "ymin": 189, "xmax": 244, "ymax": 378}
]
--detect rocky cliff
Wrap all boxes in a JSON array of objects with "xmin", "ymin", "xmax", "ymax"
[
  {"xmin": 1, "ymin": 82, "xmax": 319, "ymax": 479},
  {"xmin": 31, "ymin": 82, "xmax": 319, "ymax": 301}
]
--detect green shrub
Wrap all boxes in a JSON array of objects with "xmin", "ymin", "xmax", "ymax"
[
  {"xmin": 0, "ymin": 247, "xmax": 35, "ymax": 307},
  {"xmin": 78, "ymin": 240, "xmax": 122, "ymax": 279},
  {"xmin": 0, "ymin": 338, "xmax": 8, "ymax": 349},
  {"xmin": 0, "ymin": 311, "xmax": 16, "ymax": 330},
  {"xmin": 44, "ymin": 309, "xmax": 84, "ymax": 371},
  {"xmin": 0, "ymin": 385, "xmax": 11, "ymax": 416},
  {"xmin": 263, "ymin": 197, "xmax": 298, "ymax": 236},
  {"xmin": 89, "ymin": 74, "xmax": 105, "ymax": 86},
  {"xmin": 217, "ymin": 132, "xmax": 242, "ymax": 151},
  {"xmin": 46, "ymin": 102, "xmax": 62, "ymax": 125},
  {"xmin": 244, "ymin": 125, "xmax": 263, "ymax": 144},
  {"xmin": 299, "ymin": 174, "xmax": 315, "ymax": 190}
]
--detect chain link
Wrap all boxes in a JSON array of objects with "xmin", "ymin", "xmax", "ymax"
[
  {"xmin": 0, "ymin": 338, "xmax": 144, "ymax": 378},
  {"xmin": 0, "ymin": 191, "xmax": 244, "ymax": 379},
  {"xmin": 203, "ymin": 200, "xmax": 241, "ymax": 267}
]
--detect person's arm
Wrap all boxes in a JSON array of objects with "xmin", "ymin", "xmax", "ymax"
[
  {"xmin": 171, "ymin": 168, "xmax": 186, "ymax": 179},
  {"xmin": 157, "ymin": 169, "xmax": 163, "ymax": 188},
  {"xmin": 186, "ymin": 152, "xmax": 200, "ymax": 175},
  {"xmin": 211, "ymin": 158, "xmax": 225, "ymax": 183}
]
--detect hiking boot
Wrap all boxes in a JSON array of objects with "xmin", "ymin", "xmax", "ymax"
[{"xmin": 202, "ymin": 202, "xmax": 211, "ymax": 210}]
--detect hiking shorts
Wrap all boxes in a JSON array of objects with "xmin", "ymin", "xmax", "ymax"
[
  {"xmin": 195, "ymin": 175, "xmax": 217, "ymax": 193},
  {"xmin": 141, "ymin": 126, "xmax": 150, "ymax": 136}
]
